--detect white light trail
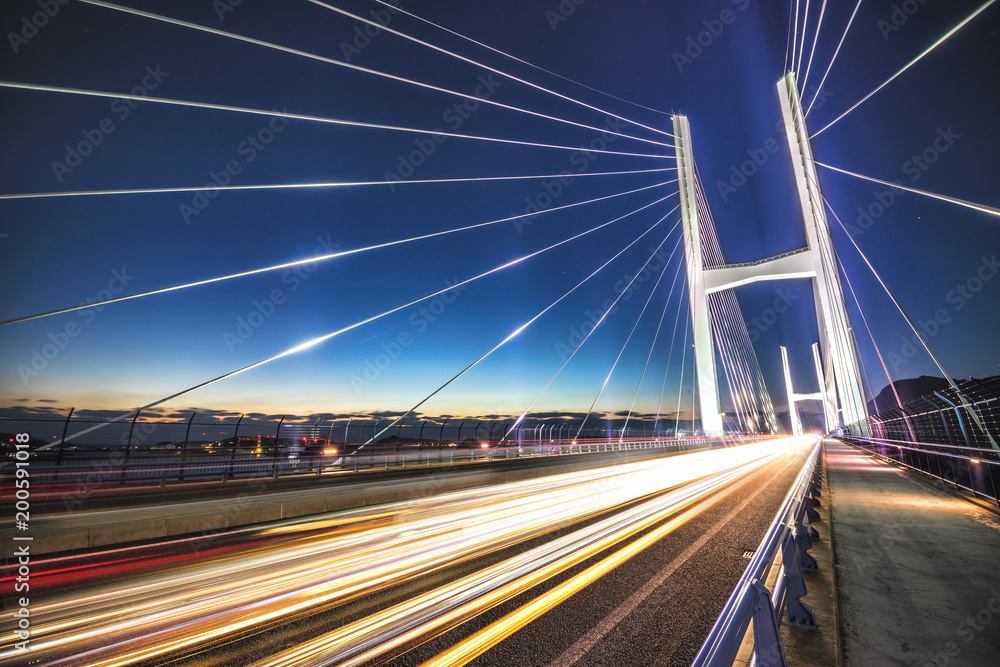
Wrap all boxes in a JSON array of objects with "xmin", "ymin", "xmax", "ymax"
[{"xmin": 0, "ymin": 439, "xmax": 802, "ymax": 666}]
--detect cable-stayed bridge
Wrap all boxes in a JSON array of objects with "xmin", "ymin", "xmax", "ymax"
[{"xmin": 1, "ymin": 1, "xmax": 999, "ymax": 665}]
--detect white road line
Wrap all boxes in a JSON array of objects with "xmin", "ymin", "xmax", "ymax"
[{"xmin": 548, "ymin": 457, "xmax": 795, "ymax": 667}]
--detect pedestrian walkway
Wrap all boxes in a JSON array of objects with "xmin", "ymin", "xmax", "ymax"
[{"xmin": 826, "ymin": 439, "xmax": 1000, "ymax": 666}]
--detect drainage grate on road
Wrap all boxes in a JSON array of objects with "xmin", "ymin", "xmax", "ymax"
[{"xmin": 741, "ymin": 550, "xmax": 756, "ymax": 559}]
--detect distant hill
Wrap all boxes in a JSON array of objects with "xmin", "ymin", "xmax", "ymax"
[{"xmin": 869, "ymin": 376, "xmax": 952, "ymax": 413}]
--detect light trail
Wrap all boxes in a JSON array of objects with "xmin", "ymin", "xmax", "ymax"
[
  {"xmin": 0, "ymin": 439, "xmax": 804, "ymax": 666},
  {"xmin": 266, "ymin": 450, "xmax": 778, "ymax": 667},
  {"xmin": 422, "ymin": 468, "xmax": 748, "ymax": 666}
]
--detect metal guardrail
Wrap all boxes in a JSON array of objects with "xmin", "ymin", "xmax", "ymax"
[
  {"xmin": 0, "ymin": 436, "xmax": 774, "ymax": 494},
  {"xmin": 692, "ymin": 437, "xmax": 824, "ymax": 667},
  {"xmin": 839, "ymin": 435, "xmax": 1000, "ymax": 506}
]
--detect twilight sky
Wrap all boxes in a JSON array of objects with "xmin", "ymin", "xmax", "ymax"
[{"xmin": 1, "ymin": 0, "xmax": 998, "ymax": 427}]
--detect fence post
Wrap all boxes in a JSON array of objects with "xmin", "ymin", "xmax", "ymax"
[
  {"xmin": 781, "ymin": 534, "xmax": 816, "ymax": 629},
  {"xmin": 224, "ymin": 414, "xmax": 244, "ymax": 482},
  {"xmin": 56, "ymin": 407, "xmax": 74, "ymax": 468},
  {"xmin": 272, "ymin": 415, "xmax": 284, "ymax": 478},
  {"xmin": 120, "ymin": 411, "xmax": 141, "ymax": 485},
  {"xmin": 750, "ymin": 579, "xmax": 787, "ymax": 667},
  {"xmin": 180, "ymin": 411, "xmax": 195, "ymax": 482}
]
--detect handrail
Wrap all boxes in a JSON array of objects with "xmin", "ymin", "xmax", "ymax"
[
  {"xmin": 692, "ymin": 437, "xmax": 823, "ymax": 667},
  {"xmin": 839, "ymin": 434, "xmax": 1000, "ymax": 458}
]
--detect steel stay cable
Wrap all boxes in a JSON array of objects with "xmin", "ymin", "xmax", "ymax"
[
  {"xmin": 804, "ymin": 0, "xmax": 863, "ymax": 118},
  {"xmin": 573, "ymin": 234, "xmax": 681, "ymax": 441},
  {"xmin": 77, "ymin": 1, "xmax": 675, "ymax": 148},
  {"xmin": 362, "ymin": 210, "xmax": 679, "ymax": 449},
  {"xmin": 811, "ymin": 0, "xmax": 997, "ymax": 138},
  {"xmin": 305, "ymin": 0, "xmax": 676, "ymax": 140},
  {"xmin": 367, "ymin": 0, "xmax": 672, "ymax": 117},
  {"xmin": 499, "ymin": 206, "xmax": 682, "ymax": 444},
  {"xmin": 0, "ymin": 181, "xmax": 672, "ymax": 327},
  {"xmin": 0, "ymin": 81, "xmax": 671, "ymax": 169},
  {"xmin": 44, "ymin": 193, "xmax": 676, "ymax": 449},
  {"xmin": 622, "ymin": 251, "xmax": 686, "ymax": 437}
]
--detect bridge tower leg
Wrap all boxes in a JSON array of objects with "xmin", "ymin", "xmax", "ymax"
[
  {"xmin": 673, "ymin": 114, "xmax": 723, "ymax": 436},
  {"xmin": 670, "ymin": 73, "xmax": 868, "ymax": 435},
  {"xmin": 778, "ymin": 73, "xmax": 867, "ymax": 427}
]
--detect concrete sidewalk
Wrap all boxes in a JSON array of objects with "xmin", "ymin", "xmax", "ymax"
[{"xmin": 827, "ymin": 439, "xmax": 1000, "ymax": 666}]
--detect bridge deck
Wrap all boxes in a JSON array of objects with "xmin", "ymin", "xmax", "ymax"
[{"xmin": 826, "ymin": 439, "xmax": 1000, "ymax": 666}]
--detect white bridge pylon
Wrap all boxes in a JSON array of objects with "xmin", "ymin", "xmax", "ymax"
[
  {"xmin": 781, "ymin": 343, "xmax": 836, "ymax": 436},
  {"xmin": 673, "ymin": 72, "xmax": 868, "ymax": 435}
]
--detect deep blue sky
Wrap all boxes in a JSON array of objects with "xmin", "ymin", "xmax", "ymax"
[{"xmin": 1, "ymin": 0, "xmax": 998, "ymax": 426}]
